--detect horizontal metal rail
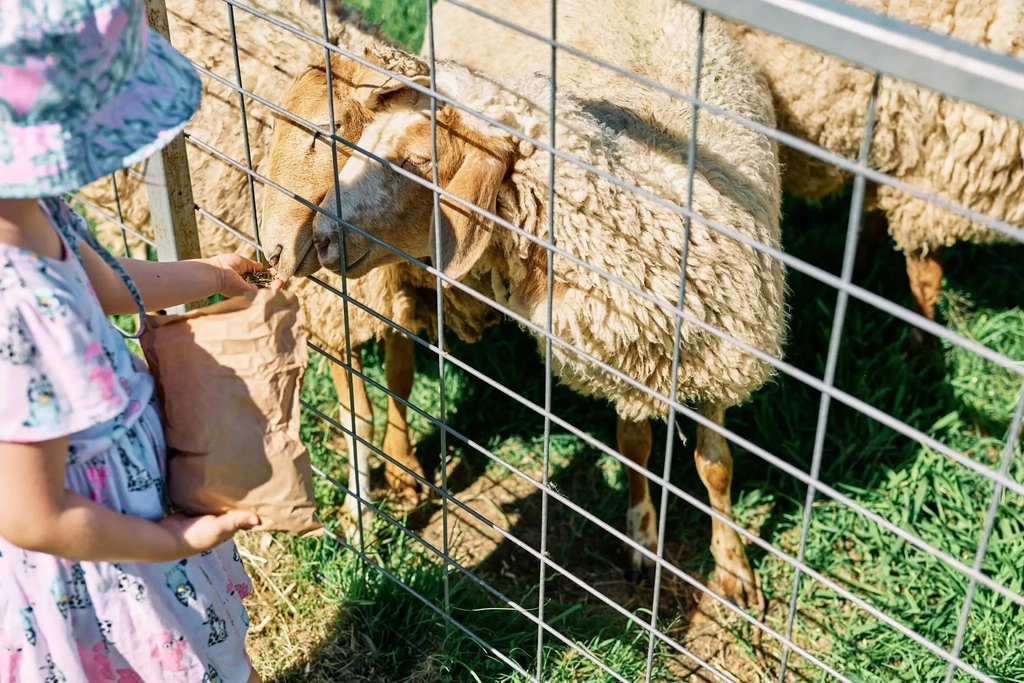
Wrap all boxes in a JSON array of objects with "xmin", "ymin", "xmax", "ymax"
[
  {"xmin": 185, "ymin": 18, "xmax": 1024, "ymax": 380},
  {"xmin": 686, "ymin": 0, "xmax": 1024, "ymax": 122}
]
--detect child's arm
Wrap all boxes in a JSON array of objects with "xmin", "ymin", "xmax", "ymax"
[
  {"xmin": 76, "ymin": 238, "xmax": 276, "ymax": 315},
  {"xmin": 0, "ymin": 438, "xmax": 259, "ymax": 563}
]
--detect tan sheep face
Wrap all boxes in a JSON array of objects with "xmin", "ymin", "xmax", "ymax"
[
  {"xmin": 260, "ymin": 56, "xmax": 372, "ymax": 280},
  {"xmin": 313, "ymin": 88, "xmax": 513, "ymax": 281}
]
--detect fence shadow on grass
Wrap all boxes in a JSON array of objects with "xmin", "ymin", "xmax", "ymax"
[{"xmin": 272, "ymin": 189, "xmax": 1023, "ymax": 681}]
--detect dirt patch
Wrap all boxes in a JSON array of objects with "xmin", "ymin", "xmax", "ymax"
[
  {"xmin": 417, "ymin": 461, "xmax": 540, "ymax": 567},
  {"xmin": 409, "ymin": 456, "xmax": 776, "ymax": 681}
]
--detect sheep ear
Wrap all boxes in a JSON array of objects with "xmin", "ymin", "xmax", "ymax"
[
  {"xmin": 430, "ymin": 147, "xmax": 508, "ymax": 280},
  {"xmin": 353, "ymin": 67, "xmax": 431, "ymax": 110}
]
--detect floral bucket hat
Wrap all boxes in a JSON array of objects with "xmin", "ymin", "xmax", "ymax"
[{"xmin": 0, "ymin": 0, "xmax": 202, "ymax": 198}]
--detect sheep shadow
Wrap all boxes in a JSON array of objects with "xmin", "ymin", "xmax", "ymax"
[
  {"xmin": 278, "ymin": 188, "xmax": 1024, "ymax": 680},
  {"xmin": 397, "ymin": 185, "xmax": 1011, "ymax": 564},
  {"xmin": 372, "ymin": 189, "xmax": 1006, "ymax": 644}
]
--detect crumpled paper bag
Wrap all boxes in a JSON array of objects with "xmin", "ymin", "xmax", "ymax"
[{"xmin": 140, "ymin": 288, "xmax": 323, "ymax": 537}]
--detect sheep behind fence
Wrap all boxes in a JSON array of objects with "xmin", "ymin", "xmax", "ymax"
[{"xmin": 81, "ymin": 0, "xmax": 1024, "ymax": 680}]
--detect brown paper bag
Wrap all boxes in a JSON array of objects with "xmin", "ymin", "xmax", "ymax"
[{"xmin": 140, "ymin": 288, "xmax": 323, "ymax": 537}]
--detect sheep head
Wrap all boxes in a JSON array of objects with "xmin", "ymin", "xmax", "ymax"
[
  {"xmin": 311, "ymin": 73, "xmax": 516, "ymax": 281},
  {"xmin": 259, "ymin": 43, "xmax": 429, "ymax": 280}
]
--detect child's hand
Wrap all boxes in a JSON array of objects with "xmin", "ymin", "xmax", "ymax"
[
  {"xmin": 158, "ymin": 509, "xmax": 260, "ymax": 557},
  {"xmin": 203, "ymin": 254, "xmax": 265, "ymax": 298}
]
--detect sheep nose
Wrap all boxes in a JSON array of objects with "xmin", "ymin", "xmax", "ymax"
[
  {"xmin": 313, "ymin": 236, "xmax": 330, "ymax": 253},
  {"xmin": 266, "ymin": 244, "xmax": 282, "ymax": 268}
]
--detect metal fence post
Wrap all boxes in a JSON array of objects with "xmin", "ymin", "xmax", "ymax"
[{"xmin": 144, "ymin": 0, "xmax": 203, "ymax": 314}]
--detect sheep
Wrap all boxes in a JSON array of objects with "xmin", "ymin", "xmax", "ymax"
[
  {"xmin": 79, "ymin": 0, "xmax": 353, "ymax": 261},
  {"xmin": 75, "ymin": 0, "xmax": 500, "ymax": 534},
  {"xmin": 726, "ymin": 1, "xmax": 1024, "ymax": 349},
  {"xmin": 424, "ymin": 0, "xmax": 763, "ymax": 166},
  {"xmin": 427, "ymin": 0, "xmax": 1024, "ymax": 350},
  {"xmin": 304, "ymin": 27, "xmax": 787, "ymax": 609},
  {"xmin": 260, "ymin": 45, "xmax": 500, "ymax": 527}
]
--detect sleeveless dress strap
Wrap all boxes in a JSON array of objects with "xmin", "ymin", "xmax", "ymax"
[{"xmin": 46, "ymin": 198, "xmax": 149, "ymax": 339}]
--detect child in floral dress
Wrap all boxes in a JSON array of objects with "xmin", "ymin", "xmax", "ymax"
[{"xmin": 0, "ymin": 1, "xmax": 281, "ymax": 680}]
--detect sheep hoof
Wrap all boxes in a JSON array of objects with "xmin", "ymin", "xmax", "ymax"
[
  {"xmin": 340, "ymin": 509, "xmax": 377, "ymax": 550},
  {"xmin": 711, "ymin": 566, "xmax": 765, "ymax": 619},
  {"xmin": 382, "ymin": 446, "xmax": 426, "ymax": 505},
  {"xmin": 624, "ymin": 542, "xmax": 658, "ymax": 586},
  {"xmin": 622, "ymin": 561, "xmax": 655, "ymax": 589},
  {"xmin": 384, "ymin": 464, "xmax": 424, "ymax": 505},
  {"xmin": 398, "ymin": 486, "xmax": 420, "ymax": 507},
  {"xmin": 624, "ymin": 562, "xmax": 656, "ymax": 587}
]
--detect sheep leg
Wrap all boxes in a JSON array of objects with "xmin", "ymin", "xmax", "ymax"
[
  {"xmin": 329, "ymin": 346, "xmax": 375, "ymax": 544},
  {"xmin": 381, "ymin": 331, "xmax": 425, "ymax": 505},
  {"xmin": 905, "ymin": 247, "xmax": 944, "ymax": 353},
  {"xmin": 695, "ymin": 405, "xmax": 762, "ymax": 613},
  {"xmin": 617, "ymin": 417, "xmax": 657, "ymax": 584}
]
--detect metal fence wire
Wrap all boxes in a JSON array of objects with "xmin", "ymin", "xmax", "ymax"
[{"xmin": 76, "ymin": 0, "xmax": 1024, "ymax": 680}]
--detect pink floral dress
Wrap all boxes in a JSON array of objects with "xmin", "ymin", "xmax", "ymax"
[{"xmin": 0, "ymin": 199, "xmax": 253, "ymax": 682}]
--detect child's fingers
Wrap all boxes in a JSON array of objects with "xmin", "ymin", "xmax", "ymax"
[
  {"xmin": 219, "ymin": 509, "xmax": 260, "ymax": 533},
  {"xmin": 232, "ymin": 258, "xmax": 261, "ymax": 274},
  {"xmin": 228, "ymin": 507, "xmax": 260, "ymax": 528}
]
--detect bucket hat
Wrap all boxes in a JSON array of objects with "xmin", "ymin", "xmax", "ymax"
[{"xmin": 0, "ymin": 0, "xmax": 202, "ymax": 198}]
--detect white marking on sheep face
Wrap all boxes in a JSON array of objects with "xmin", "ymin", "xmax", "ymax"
[{"xmin": 312, "ymin": 108, "xmax": 437, "ymax": 278}]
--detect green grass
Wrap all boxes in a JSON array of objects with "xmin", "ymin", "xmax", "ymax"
[{"xmin": 343, "ymin": 0, "xmax": 429, "ymax": 52}]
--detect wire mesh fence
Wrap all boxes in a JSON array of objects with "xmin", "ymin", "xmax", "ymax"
[{"xmin": 74, "ymin": 0, "xmax": 1024, "ymax": 680}]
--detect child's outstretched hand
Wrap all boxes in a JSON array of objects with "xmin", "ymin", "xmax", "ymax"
[
  {"xmin": 158, "ymin": 509, "xmax": 260, "ymax": 556},
  {"xmin": 203, "ymin": 254, "xmax": 265, "ymax": 298}
]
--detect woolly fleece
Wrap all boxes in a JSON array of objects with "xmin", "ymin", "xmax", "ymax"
[
  {"xmin": 340, "ymin": 45, "xmax": 786, "ymax": 422},
  {"xmin": 76, "ymin": 0, "xmax": 497, "ymax": 356},
  {"xmin": 429, "ymin": 0, "xmax": 1024, "ymax": 256},
  {"xmin": 728, "ymin": 0, "xmax": 1024, "ymax": 254}
]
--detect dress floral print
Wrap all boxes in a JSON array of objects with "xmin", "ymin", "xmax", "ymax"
[{"xmin": 0, "ymin": 199, "xmax": 253, "ymax": 682}]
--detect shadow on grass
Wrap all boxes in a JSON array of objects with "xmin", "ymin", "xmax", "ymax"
[{"xmin": 266, "ymin": 187, "xmax": 1024, "ymax": 681}]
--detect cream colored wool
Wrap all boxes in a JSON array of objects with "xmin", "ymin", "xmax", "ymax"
[
  {"xmin": 429, "ymin": 0, "xmax": 1024, "ymax": 257},
  {"xmin": 76, "ymin": 0, "xmax": 496, "ymax": 354},
  {"xmin": 728, "ymin": 0, "xmax": 1024, "ymax": 255},
  {"xmin": 427, "ymin": 0, "xmax": 779, "ymax": 191},
  {"xmin": 423, "ymin": 0, "xmax": 785, "ymax": 418},
  {"xmin": 320, "ymin": 42, "xmax": 786, "ymax": 423},
  {"xmin": 478, "ymin": 69, "xmax": 785, "ymax": 422}
]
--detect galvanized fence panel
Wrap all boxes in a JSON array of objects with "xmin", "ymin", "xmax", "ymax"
[{"xmin": 78, "ymin": 0, "xmax": 1024, "ymax": 679}]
